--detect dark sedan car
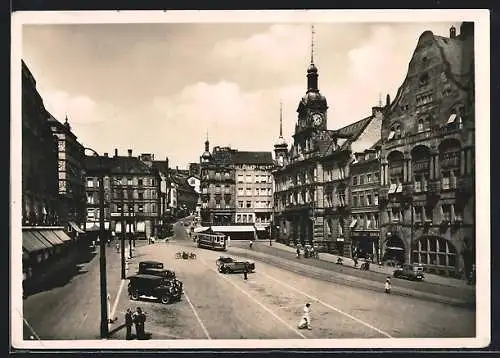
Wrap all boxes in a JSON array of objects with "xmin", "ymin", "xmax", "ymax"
[
  {"xmin": 138, "ymin": 267, "xmax": 183, "ymax": 292},
  {"xmin": 216, "ymin": 256, "xmax": 255, "ymax": 274},
  {"xmin": 393, "ymin": 264, "xmax": 425, "ymax": 281},
  {"xmin": 128, "ymin": 274, "xmax": 182, "ymax": 304}
]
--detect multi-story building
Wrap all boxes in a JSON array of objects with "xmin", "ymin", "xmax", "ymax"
[
  {"xmin": 47, "ymin": 114, "xmax": 86, "ymax": 230},
  {"xmin": 22, "ymin": 60, "xmax": 60, "ymax": 226},
  {"xmin": 84, "ymin": 149, "xmax": 161, "ymax": 239},
  {"xmin": 170, "ymin": 171, "xmax": 198, "ymax": 217},
  {"xmin": 349, "ymin": 142, "xmax": 382, "ymax": 261},
  {"xmin": 379, "ymin": 23, "xmax": 475, "ymax": 278},
  {"xmin": 272, "ymin": 42, "xmax": 383, "ymax": 256},
  {"xmin": 200, "ymin": 142, "xmax": 236, "ymax": 226},
  {"xmin": 234, "ymin": 151, "xmax": 274, "ymax": 230}
]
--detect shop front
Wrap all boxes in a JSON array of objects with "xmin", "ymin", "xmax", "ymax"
[{"xmin": 350, "ymin": 230, "xmax": 380, "ymax": 261}]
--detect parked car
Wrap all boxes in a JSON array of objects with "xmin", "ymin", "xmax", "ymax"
[
  {"xmin": 139, "ymin": 260, "xmax": 164, "ymax": 272},
  {"xmin": 393, "ymin": 263, "xmax": 425, "ymax": 281},
  {"xmin": 138, "ymin": 267, "xmax": 183, "ymax": 293},
  {"xmin": 216, "ymin": 256, "xmax": 255, "ymax": 274},
  {"xmin": 128, "ymin": 274, "xmax": 182, "ymax": 304}
]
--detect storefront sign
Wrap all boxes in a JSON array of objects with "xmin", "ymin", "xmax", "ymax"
[{"xmin": 350, "ymin": 231, "xmax": 380, "ymax": 238}]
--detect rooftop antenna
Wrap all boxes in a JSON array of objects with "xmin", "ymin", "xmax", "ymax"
[{"xmin": 310, "ymin": 24, "xmax": 315, "ymax": 64}]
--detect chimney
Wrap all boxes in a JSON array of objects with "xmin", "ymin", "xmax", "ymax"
[
  {"xmin": 128, "ymin": 149, "xmax": 132, "ymax": 157},
  {"xmin": 103, "ymin": 152, "xmax": 108, "ymax": 157},
  {"xmin": 450, "ymin": 25, "xmax": 456, "ymax": 39},
  {"xmin": 165, "ymin": 156, "xmax": 169, "ymax": 169},
  {"xmin": 176, "ymin": 166, "xmax": 179, "ymax": 172},
  {"xmin": 386, "ymin": 94, "xmax": 391, "ymax": 107},
  {"xmin": 114, "ymin": 148, "xmax": 118, "ymax": 157}
]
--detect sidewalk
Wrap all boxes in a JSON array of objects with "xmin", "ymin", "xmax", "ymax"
[{"xmin": 260, "ymin": 240, "xmax": 471, "ymax": 289}]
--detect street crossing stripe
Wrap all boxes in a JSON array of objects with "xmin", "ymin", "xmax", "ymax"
[
  {"xmin": 260, "ymin": 271, "xmax": 393, "ymax": 338},
  {"xmin": 198, "ymin": 258, "xmax": 307, "ymax": 339},
  {"xmin": 184, "ymin": 290, "xmax": 212, "ymax": 340},
  {"xmin": 110, "ymin": 279, "xmax": 125, "ymax": 321}
]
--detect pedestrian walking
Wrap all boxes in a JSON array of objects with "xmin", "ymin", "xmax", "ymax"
[
  {"xmin": 125, "ymin": 308, "xmax": 133, "ymax": 340},
  {"xmin": 296, "ymin": 246, "xmax": 300, "ymax": 259},
  {"xmin": 133, "ymin": 307, "xmax": 146, "ymax": 339},
  {"xmin": 297, "ymin": 303, "xmax": 312, "ymax": 330},
  {"xmin": 384, "ymin": 277, "xmax": 392, "ymax": 294},
  {"xmin": 249, "ymin": 239, "xmax": 253, "ymax": 249},
  {"xmin": 107, "ymin": 294, "xmax": 112, "ymax": 323},
  {"xmin": 227, "ymin": 235, "xmax": 231, "ymax": 248},
  {"xmin": 115, "ymin": 242, "xmax": 120, "ymax": 253},
  {"xmin": 243, "ymin": 263, "xmax": 248, "ymax": 280}
]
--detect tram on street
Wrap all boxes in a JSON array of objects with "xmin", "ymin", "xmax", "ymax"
[{"xmin": 196, "ymin": 232, "xmax": 227, "ymax": 251}]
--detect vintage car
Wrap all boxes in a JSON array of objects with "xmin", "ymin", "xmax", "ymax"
[
  {"xmin": 139, "ymin": 260, "xmax": 164, "ymax": 271},
  {"xmin": 137, "ymin": 267, "xmax": 183, "ymax": 293},
  {"xmin": 216, "ymin": 256, "xmax": 255, "ymax": 274},
  {"xmin": 393, "ymin": 263, "xmax": 425, "ymax": 281},
  {"xmin": 128, "ymin": 274, "xmax": 182, "ymax": 304}
]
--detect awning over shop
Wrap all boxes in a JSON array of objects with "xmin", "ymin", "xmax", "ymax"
[
  {"xmin": 69, "ymin": 221, "xmax": 85, "ymax": 233},
  {"xmin": 30, "ymin": 231, "xmax": 55, "ymax": 248},
  {"xmin": 85, "ymin": 222, "xmax": 110, "ymax": 231},
  {"xmin": 211, "ymin": 225, "xmax": 256, "ymax": 233},
  {"xmin": 37, "ymin": 230, "xmax": 65, "ymax": 246},
  {"xmin": 53, "ymin": 230, "xmax": 72, "ymax": 243},
  {"xmin": 22, "ymin": 231, "xmax": 51, "ymax": 253},
  {"xmin": 193, "ymin": 226, "xmax": 210, "ymax": 233}
]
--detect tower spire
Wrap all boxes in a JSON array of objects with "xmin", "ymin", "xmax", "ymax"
[
  {"xmin": 310, "ymin": 24, "xmax": 315, "ymax": 64},
  {"xmin": 279, "ymin": 100, "xmax": 283, "ymax": 137}
]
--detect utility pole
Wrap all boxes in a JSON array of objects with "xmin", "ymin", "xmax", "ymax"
[
  {"xmin": 98, "ymin": 164, "xmax": 109, "ymax": 338},
  {"xmin": 409, "ymin": 199, "xmax": 414, "ymax": 264},
  {"xmin": 118, "ymin": 181, "xmax": 126, "ymax": 279}
]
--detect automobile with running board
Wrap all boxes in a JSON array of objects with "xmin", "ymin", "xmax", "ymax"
[
  {"xmin": 393, "ymin": 263, "xmax": 425, "ymax": 281},
  {"xmin": 216, "ymin": 256, "xmax": 255, "ymax": 274},
  {"xmin": 137, "ymin": 265, "xmax": 184, "ymax": 293},
  {"xmin": 128, "ymin": 274, "xmax": 182, "ymax": 304}
]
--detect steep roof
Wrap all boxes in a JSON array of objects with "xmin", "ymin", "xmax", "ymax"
[
  {"xmin": 84, "ymin": 155, "xmax": 152, "ymax": 175},
  {"xmin": 335, "ymin": 116, "xmax": 372, "ymax": 141},
  {"xmin": 152, "ymin": 160, "xmax": 169, "ymax": 175},
  {"xmin": 232, "ymin": 151, "xmax": 273, "ymax": 165}
]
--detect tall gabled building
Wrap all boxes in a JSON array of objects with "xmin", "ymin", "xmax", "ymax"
[{"xmin": 379, "ymin": 23, "xmax": 475, "ymax": 278}]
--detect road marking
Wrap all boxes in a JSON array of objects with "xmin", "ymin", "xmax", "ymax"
[
  {"xmin": 260, "ymin": 271, "xmax": 393, "ymax": 338},
  {"xmin": 183, "ymin": 290, "xmax": 211, "ymax": 340},
  {"xmin": 110, "ymin": 279, "xmax": 125, "ymax": 320},
  {"xmin": 198, "ymin": 258, "xmax": 306, "ymax": 339},
  {"xmin": 18, "ymin": 309, "xmax": 40, "ymax": 340},
  {"xmin": 147, "ymin": 329, "xmax": 185, "ymax": 339}
]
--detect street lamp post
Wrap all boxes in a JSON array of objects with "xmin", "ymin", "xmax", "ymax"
[
  {"xmin": 112, "ymin": 178, "xmax": 126, "ymax": 280},
  {"xmin": 85, "ymin": 147, "xmax": 109, "ymax": 339}
]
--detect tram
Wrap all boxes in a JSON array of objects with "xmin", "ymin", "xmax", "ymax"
[{"xmin": 196, "ymin": 232, "xmax": 227, "ymax": 251}]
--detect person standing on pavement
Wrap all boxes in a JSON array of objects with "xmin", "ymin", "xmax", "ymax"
[
  {"xmin": 133, "ymin": 307, "xmax": 146, "ymax": 339},
  {"xmin": 125, "ymin": 308, "xmax": 133, "ymax": 340},
  {"xmin": 384, "ymin": 277, "xmax": 392, "ymax": 294},
  {"xmin": 243, "ymin": 263, "xmax": 248, "ymax": 280},
  {"xmin": 296, "ymin": 246, "xmax": 301, "ymax": 259},
  {"xmin": 227, "ymin": 235, "xmax": 231, "ymax": 248},
  {"xmin": 298, "ymin": 303, "xmax": 312, "ymax": 329}
]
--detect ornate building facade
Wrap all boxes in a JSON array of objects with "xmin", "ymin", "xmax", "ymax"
[
  {"xmin": 48, "ymin": 114, "xmax": 86, "ymax": 229},
  {"xmin": 379, "ymin": 23, "xmax": 475, "ymax": 278},
  {"xmin": 349, "ymin": 142, "xmax": 382, "ymax": 261},
  {"xmin": 22, "ymin": 60, "xmax": 60, "ymax": 226},
  {"xmin": 272, "ymin": 43, "xmax": 383, "ymax": 255},
  {"xmin": 200, "ymin": 141, "xmax": 236, "ymax": 226},
  {"xmin": 84, "ymin": 149, "xmax": 161, "ymax": 239}
]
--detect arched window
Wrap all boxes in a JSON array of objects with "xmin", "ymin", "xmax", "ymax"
[
  {"xmin": 417, "ymin": 119, "xmax": 424, "ymax": 133},
  {"xmin": 413, "ymin": 236, "xmax": 457, "ymax": 269}
]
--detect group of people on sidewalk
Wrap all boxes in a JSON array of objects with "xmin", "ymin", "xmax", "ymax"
[{"xmin": 125, "ymin": 307, "xmax": 147, "ymax": 340}]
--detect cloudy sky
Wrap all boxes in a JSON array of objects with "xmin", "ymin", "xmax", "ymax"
[{"xmin": 20, "ymin": 13, "xmax": 460, "ymax": 168}]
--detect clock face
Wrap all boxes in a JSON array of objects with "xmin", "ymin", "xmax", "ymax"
[{"xmin": 312, "ymin": 113, "xmax": 323, "ymax": 126}]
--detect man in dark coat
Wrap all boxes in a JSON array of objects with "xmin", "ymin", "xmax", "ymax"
[
  {"xmin": 243, "ymin": 263, "xmax": 248, "ymax": 280},
  {"xmin": 125, "ymin": 308, "xmax": 133, "ymax": 340},
  {"xmin": 133, "ymin": 307, "xmax": 146, "ymax": 339}
]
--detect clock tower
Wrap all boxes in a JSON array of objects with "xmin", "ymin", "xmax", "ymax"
[{"xmin": 294, "ymin": 25, "xmax": 328, "ymax": 150}]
